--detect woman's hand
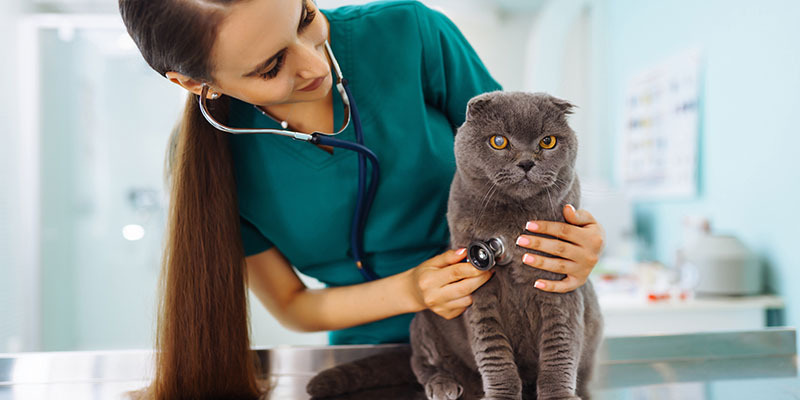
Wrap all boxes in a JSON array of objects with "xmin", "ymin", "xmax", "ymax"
[
  {"xmin": 407, "ymin": 249, "xmax": 494, "ymax": 319},
  {"xmin": 515, "ymin": 204, "xmax": 605, "ymax": 293}
]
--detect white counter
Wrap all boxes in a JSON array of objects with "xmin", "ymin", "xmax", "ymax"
[{"xmin": 599, "ymin": 294, "xmax": 784, "ymax": 336}]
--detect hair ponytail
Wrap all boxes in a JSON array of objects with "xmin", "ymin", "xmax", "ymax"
[
  {"xmin": 117, "ymin": 1, "xmax": 264, "ymax": 396},
  {"xmin": 152, "ymin": 93, "xmax": 263, "ymax": 399}
]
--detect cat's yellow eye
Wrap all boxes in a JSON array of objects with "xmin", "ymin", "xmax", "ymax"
[
  {"xmin": 539, "ymin": 135, "xmax": 557, "ymax": 149},
  {"xmin": 489, "ymin": 135, "xmax": 508, "ymax": 150}
]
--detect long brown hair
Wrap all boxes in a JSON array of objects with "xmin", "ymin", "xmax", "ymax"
[{"xmin": 119, "ymin": 0, "xmax": 263, "ymax": 398}]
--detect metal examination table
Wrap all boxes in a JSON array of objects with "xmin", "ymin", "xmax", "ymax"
[{"xmin": 1, "ymin": 328, "xmax": 797, "ymax": 399}]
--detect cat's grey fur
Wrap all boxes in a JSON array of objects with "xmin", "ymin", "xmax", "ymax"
[
  {"xmin": 409, "ymin": 91, "xmax": 603, "ymax": 400},
  {"xmin": 306, "ymin": 91, "xmax": 602, "ymax": 400}
]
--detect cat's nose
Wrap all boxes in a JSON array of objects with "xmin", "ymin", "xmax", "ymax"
[{"xmin": 517, "ymin": 160, "xmax": 535, "ymax": 172}]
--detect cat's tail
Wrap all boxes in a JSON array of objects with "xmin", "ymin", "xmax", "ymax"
[{"xmin": 305, "ymin": 347, "xmax": 418, "ymax": 398}]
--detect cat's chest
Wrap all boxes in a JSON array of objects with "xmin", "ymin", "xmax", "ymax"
[{"xmin": 474, "ymin": 275, "xmax": 545, "ymax": 348}]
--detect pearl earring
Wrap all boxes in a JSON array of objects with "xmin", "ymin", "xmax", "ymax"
[{"xmin": 210, "ymin": 91, "xmax": 220, "ymax": 99}]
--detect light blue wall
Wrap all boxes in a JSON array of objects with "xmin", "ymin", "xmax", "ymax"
[
  {"xmin": 0, "ymin": 0, "xmax": 21, "ymax": 353},
  {"xmin": 35, "ymin": 26, "xmax": 183, "ymax": 351},
  {"xmin": 600, "ymin": 0, "xmax": 800, "ymax": 331}
]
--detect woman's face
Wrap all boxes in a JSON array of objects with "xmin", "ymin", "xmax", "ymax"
[{"xmin": 205, "ymin": 0, "xmax": 331, "ymax": 107}]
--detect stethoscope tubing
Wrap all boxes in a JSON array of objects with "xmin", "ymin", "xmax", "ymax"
[
  {"xmin": 342, "ymin": 79, "xmax": 379, "ymax": 281},
  {"xmin": 310, "ymin": 121, "xmax": 380, "ymax": 281}
]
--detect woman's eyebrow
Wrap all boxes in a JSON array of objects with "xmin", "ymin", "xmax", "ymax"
[{"xmin": 242, "ymin": 0, "xmax": 307, "ymax": 78}]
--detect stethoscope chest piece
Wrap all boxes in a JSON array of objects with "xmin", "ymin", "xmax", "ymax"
[{"xmin": 467, "ymin": 237, "xmax": 511, "ymax": 271}]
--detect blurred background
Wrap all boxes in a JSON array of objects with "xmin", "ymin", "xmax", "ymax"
[{"xmin": 0, "ymin": 0, "xmax": 798, "ymax": 353}]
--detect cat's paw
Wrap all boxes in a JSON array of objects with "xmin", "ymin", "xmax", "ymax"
[
  {"xmin": 306, "ymin": 367, "xmax": 349, "ymax": 398},
  {"xmin": 425, "ymin": 375, "xmax": 464, "ymax": 400}
]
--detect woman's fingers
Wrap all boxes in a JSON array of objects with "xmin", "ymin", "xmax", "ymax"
[
  {"xmin": 416, "ymin": 249, "xmax": 472, "ymax": 290},
  {"xmin": 425, "ymin": 248, "xmax": 467, "ymax": 268},
  {"xmin": 431, "ymin": 262, "xmax": 488, "ymax": 288},
  {"xmin": 520, "ymin": 252, "xmax": 580, "ymax": 275},
  {"xmin": 533, "ymin": 275, "xmax": 581, "ymax": 294},
  {"xmin": 516, "ymin": 235, "xmax": 585, "ymax": 264},
  {"xmin": 563, "ymin": 204, "xmax": 598, "ymax": 227},
  {"xmin": 516, "ymin": 205, "xmax": 606, "ymax": 293},
  {"xmin": 439, "ymin": 270, "xmax": 493, "ymax": 300},
  {"xmin": 414, "ymin": 247, "xmax": 494, "ymax": 316},
  {"xmin": 523, "ymin": 207, "xmax": 605, "ymax": 254},
  {"xmin": 431, "ymin": 273, "xmax": 493, "ymax": 319},
  {"xmin": 522, "ymin": 220, "xmax": 587, "ymax": 246},
  {"xmin": 423, "ymin": 262, "xmax": 493, "ymax": 318}
]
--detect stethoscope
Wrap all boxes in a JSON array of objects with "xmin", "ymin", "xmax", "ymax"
[
  {"xmin": 197, "ymin": 41, "xmax": 381, "ymax": 282},
  {"xmin": 467, "ymin": 238, "xmax": 512, "ymax": 271}
]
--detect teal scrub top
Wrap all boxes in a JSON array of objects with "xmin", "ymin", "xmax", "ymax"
[{"xmin": 227, "ymin": 0, "xmax": 502, "ymax": 345}]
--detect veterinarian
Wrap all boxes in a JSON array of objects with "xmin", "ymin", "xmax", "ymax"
[{"xmin": 120, "ymin": 0, "xmax": 605, "ymax": 397}]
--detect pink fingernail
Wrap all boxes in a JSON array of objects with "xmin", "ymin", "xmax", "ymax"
[
  {"xmin": 566, "ymin": 204, "xmax": 576, "ymax": 213},
  {"xmin": 456, "ymin": 248, "xmax": 466, "ymax": 255},
  {"xmin": 516, "ymin": 236, "xmax": 530, "ymax": 246},
  {"xmin": 523, "ymin": 254, "xmax": 535, "ymax": 264},
  {"xmin": 526, "ymin": 221, "xmax": 539, "ymax": 231},
  {"xmin": 534, "ymin": 281, "xmax": 546, "ymax": 289}
]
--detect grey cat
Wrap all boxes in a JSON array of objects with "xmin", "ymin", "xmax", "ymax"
[
  {"xmin": 306, "ymin": 91, "xmax": 602, "ymax": 400},
  {"xmin": 409, "ymin": 91, "xmax": 602, "ymax": 400}
]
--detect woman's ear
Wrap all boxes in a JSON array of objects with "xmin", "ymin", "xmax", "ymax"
[{"xmin": 165, "ymin": 71, "xmax": 219, "ymax": 99}]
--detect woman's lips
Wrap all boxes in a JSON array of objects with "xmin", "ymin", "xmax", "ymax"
[{"xmin": 298, "ymin": 76, "xmax": 325, "ymax": 92}]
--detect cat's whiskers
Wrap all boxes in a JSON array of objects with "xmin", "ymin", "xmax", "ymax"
[
  {"xmin": 475, "ymin": 170, "xmax": 509, "ymax": 227},
  {"xmin": 538, "ymin": 171, "xmax": 563, "ymax": 216},
  {"xmin": 494, "ymin": 170, "xmax": 514, "ymax": 185},
  {"xmin": 475, "ymin": 182, "xmax": 499, "ymax": 228},
  {"xmin": 550, "ymin": 177, "xmax": 568, "ymax": 192},
  {"xmin": 545, "ymin": 185, "xmax": 556, "ymax": 218},
  {"xmin": 543, "ymin": 171, "xmax": 559, "ymax": 186},
  {"xmin": 549, "ymin": 175, "xmax": 577, "ymax": 206}
]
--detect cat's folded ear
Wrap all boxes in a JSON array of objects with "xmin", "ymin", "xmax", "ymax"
[
  {"xmin": 465, "ymin": 92, "xmax": 499, "ymax": 122},
  {"xmin": 550, "ymin": 96, "xmax": 576, "ymax": 115}
]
